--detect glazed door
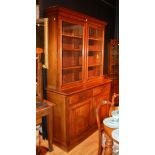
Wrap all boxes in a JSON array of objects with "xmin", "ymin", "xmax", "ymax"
[
  {"xmin": 109, "ymin": 40, "xmax": 119, "ymax": 77},
  {"xmin": 87, "ymin": 25, "xmax": 104, "ymax": 80},
  {"xmin": 60, "ymin": 18, "xmax": 85, "ymax": 88}
]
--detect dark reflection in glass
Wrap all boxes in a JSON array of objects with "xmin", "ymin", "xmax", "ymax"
[{"xmin": 36, "ymin": 23, "xmax": 44, "ymax": 48}]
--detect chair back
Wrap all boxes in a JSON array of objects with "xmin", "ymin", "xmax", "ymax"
[
  {"xmin": 96, "ymin": 100, "xmax": 111, "ymax": 131},
  {"xmin": 96, "ymin": 100, "xmax": 111, "ymax": 155},
  {"xmin": 109, "ymin": 93, "xmax": 119, "ymax": 116}
]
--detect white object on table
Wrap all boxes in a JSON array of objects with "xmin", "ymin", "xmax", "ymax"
[
  {"xmin": 103, "ymin": 117, "xmax": 119, "ymax": 128},
  {"xmin": 112, "ymin": 128, "xmax": 119, "ymax": 142}
]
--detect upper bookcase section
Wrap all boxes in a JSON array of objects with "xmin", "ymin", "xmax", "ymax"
[{"xmin": 45, "ymin": 6, "xmax": 107, "ymax": 91}]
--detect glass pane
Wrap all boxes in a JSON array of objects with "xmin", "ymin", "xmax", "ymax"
[
  {"xmin": 62, "ymin": 36, "xmax": 82, "ymax": 50},
  {"xmin": 36, "ymin": 22, "xmax": 44, "ymax": 49},
  {"xmin": 112, "ymin": 55, "xmax": 119, "ymax": 64},
  {"xmin": 88, "ymin": 51, "xmax": 101, "ymax": 66},
  {"xmin": 36, "ymin": 19, "xmax": 48, "ymax": 98},
  {"xmin": 112, "ymin": 44, "xmax": 119, "ymax": 65},
  {"xmin": 88, "ymin": 66, "xmax": 101, "ymax": 78},
  {"xmin": 62, "ymin": 21, "xmax": 83, "ymax": 37},
  {"xmin": 62, "ymin": 51, "xmax": 82, "ymax": 68},
  {"xmin": 62, "ymin": 69, "xmax": 82, "ymax": 84},
  {"xmin": 62, "ymin": 21, "xmax": 83, "ymax": 84},
  {"xmin": 112, "ymin": 44, "xmax": 119, "ymax": 55},
  {"xmin": 89, "ymin": 27, "xmax": 102, "ymax": 38},
  {"xmin": 111, "ymin": 65, "xmax": 119, "ymax": 74},
  {"xmin": 88, "ymin": 26, "xmax": 103, "ymax": 79},
  {"xmin": 89, "ymin": 39, "xmax": 102, "ymax": 51}
]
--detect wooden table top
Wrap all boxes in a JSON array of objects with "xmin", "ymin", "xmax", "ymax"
[
  {"xmin": 36, "ymin": 100, "xmax": 55, "ymax": 111},
  {"xmin": 36, "ymin": 99, "xmax": 55, "ymax": 121}
]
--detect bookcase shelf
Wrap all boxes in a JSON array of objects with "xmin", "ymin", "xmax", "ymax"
[
  {"xmin": 89, "ymin": 37, "xmax": 102, "ymax": 40},
  {"xmin": 63, "ymin": 48, "xmax": 82, "ymax": 52},
  {"xmin": 62, "ymin": 33, "xmax": 83, "ymax": 39},
  {"xmin": 62, "ymin": 66, "xmax": 82, "ymax": 70}
]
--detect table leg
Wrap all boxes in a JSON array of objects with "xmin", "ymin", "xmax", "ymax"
[
  {"xmin": 46, "ymin": 108, "xmax": 53, "ymax": 152},
  {"xmin": 104, "ymin": 134, "xmax": 113, "ymax": 155}
]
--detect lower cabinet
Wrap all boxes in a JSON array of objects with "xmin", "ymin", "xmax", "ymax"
[{"xmin": 47, "ymin": 80, "xmax": 111, "ymax": 151}]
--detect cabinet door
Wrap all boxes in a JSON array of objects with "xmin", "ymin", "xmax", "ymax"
[
  {"xmin": 61, "ymin": 19, "xmax": 84, "ymax": 86},
  {"xmin": 87, "ymin": 25, "xmax": 104, "ymax": 79},
  {"xmin": 69, "ymin": 99, "xmax": 92, "ymax": 140}
]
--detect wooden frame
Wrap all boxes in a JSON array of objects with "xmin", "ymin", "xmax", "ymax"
[
  {"xmin": 45, "ymin": 6, "xmax": 107, "ymax": 91},
  {"xmin": 36, "ymin": 18, "xmax": 49, "ymax": 69},
  {"xmin": 59, "ymin": 16, "xmax": 85, "ymax": 89}
]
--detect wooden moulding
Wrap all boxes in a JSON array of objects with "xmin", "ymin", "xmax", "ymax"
[{"xmin": 45, "ymin": 6, "xmax": 107, "ymax": 26}]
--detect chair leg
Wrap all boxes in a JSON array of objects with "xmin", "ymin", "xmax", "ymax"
[
  {"xmin": 98, "ymin": 146, "xmax": 103, "ymax": 155},
  {"xmin": 36, "ymin": 145, "xmax": 40, "ymax": 155},
  {"xmin": 36, "ymin": 132, "xmax": 41, "ymax": 155},
  {"xmin": 104, "ymin": 134, "xmax": 113, "ymax": 155},
  {"xmin": 98, "ymin": 132, "xmax": 103, "ymax": 155}
]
